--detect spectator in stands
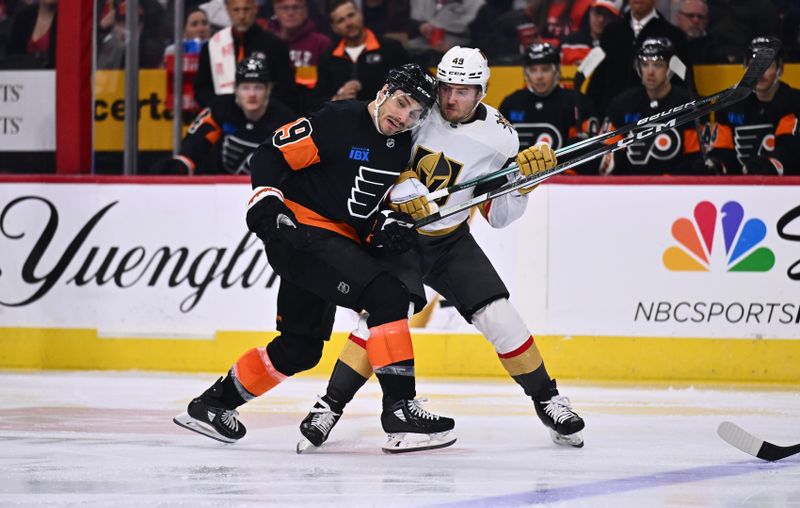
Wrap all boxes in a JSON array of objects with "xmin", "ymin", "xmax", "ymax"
[
  {"xmin": 470, "ymin": 0, "xmax": 514, "ymax": 62},
  {"xmin": 560, "ymin": 0, "xmax": 621, "ymax": 66},
  {"xmin": 193, "ymin": 0, "xmax": 298, "ymax": 111},
  {"xmin": 314, "ymin": 0, "xmax": 410, "ymax": 104},
  {"xmin": 96, "ymin": 0, "xmax": 166, "ymax": 69},
  {"xmin": 707, "ymin": 37, "xmax": 800, "ymax": 175},
  {"xmin": 706, "ymin": 0, "xmax": 779, "ymax": 63},
  {"xmin": 6, "ymin": 0, "xmax": 57, "ymax": 68},
  {"xmin": 0, "ymin": 0, "xmax": 21, "ymax": 62},
  {"xmin": 674, "ymin": 0, "xmax": 726, "ymax": 64},
  {"xmin": 362, "ymin": 0, "xmax": 412, "ymax": 38},
  {"xmin": 499, "ymin": 43, "xmax": 598, "ymax": 158},
  {"xmin": 599, "ymin": 38, "xmax": 707, "ymax": 175},
  {"xmin": 267, "ymin": 0, "xmax": 331, "ymax": 88},
  {"xmin": 199, "ymin": 0, "xmax": 232, "ymax": 32},
  {"xmin": 163, "ymin": 8, "xmax": 211, "ymax": 117},
  {"xmin": 405, "ymin": 0, "xmax": 484, "ymax": 66},
  {"xmin": 585, "ymin": 0, "xmax": 689, "ymax": 116},
  {"xmin": 153, "ymin": 56, "xmax": 296, "ymax": 175}
]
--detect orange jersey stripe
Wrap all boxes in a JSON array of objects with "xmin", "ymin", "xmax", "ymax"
[
  {"xmin": 284, "ymin": 198, "xmax": 360, "ymax": 243},
  {"xmin": 274, "ymin": 118, "xmax": 321, "ymax": 170},
  {"xmin": 712, "ymin": 123, "xmax": 734, "ymax": 149},
  {"xmin": 776, "ymin": 113, "xmax": 798, "ymax": 136},
  {"xmin": 684, "ymin": 128, "xmax": 700, "ymax": 154},
  {"xmin": 233, "ymin": 347, "xmax": 287, "ymax": 397},
  {"xmin": 366, "ymin": 319, "xmax": 414, "ymax": 369}
]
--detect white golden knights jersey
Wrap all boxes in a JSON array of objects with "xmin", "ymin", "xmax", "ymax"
[{"xmin": 407, "ymin": 103, "xmax": 523, "ymax": 235}]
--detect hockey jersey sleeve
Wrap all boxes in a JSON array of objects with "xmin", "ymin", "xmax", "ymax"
[
  {"xmin": 707, "ymin": 112, "xmax": 742, "ymax": 174},
  {"xmin": 771, "ymin": 112, "xmax": 799, "ymax": 175},
  {"xmin": 477, "ymin": 131, "xmax": 530, "ymax": 230},
  {"xmin": 177, "ymin": 106, "xmax": 225, "ymax": 173},
  {"xmin": 248, "ymin": 115, "xmax": 323, "ymax": 189}
]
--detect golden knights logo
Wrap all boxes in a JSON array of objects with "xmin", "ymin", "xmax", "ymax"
[
  {"xmin": 495, "ymin": 111, "xmax": 513, "ymax": 131},
  {"xmin": 410, "ymin": 145, "xmax": 464, "ymax": 205}
]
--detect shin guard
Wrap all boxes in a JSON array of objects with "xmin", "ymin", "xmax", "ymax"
[{"xmin": 231, "ymin": 347, "xmax": 288, "ymax": 402}]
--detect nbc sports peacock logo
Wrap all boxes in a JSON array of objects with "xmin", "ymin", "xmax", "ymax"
[{"xmin": 662, "ymin": 201, "xmax": 775, "ymax": 272}]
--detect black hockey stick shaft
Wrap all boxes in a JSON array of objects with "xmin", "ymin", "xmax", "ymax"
[
  {"xmin": 717, "ymin": 421, "xmax": 800, "ymax": 461},
  {"xmin": 416, "ymin": 40, "xmax": 778, "ymax": 228}
]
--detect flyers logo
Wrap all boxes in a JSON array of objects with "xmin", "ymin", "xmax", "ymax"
[
  {"xmin": 347, "ymin": 166, "xmax": 399, "ymax": 218},
  {"xmin": 733, "ymin": 124, "xmax": 774, "ymax": 166},
  {"xmin": 625, "ymin": 128, "xmax": 681, "ymax": 165},
  {"xmin": 512, "ymin": 123, "xmax": 563, "ymax": 149},
  {"xmin": 410, "ymin": 145, "xmax": 464, "ymax": 205}
]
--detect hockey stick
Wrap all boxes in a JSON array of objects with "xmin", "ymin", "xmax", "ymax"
[
  {"xmin": 423, "ymin": 40, "xmax": 778, "ymax": 206},
  {"xmin": 415, "ymin": 39, "xmax": 778, "ymax": 228},
  {"xmin": 717, "ymin": 421, "xmax": 800, "ymax": 461}
]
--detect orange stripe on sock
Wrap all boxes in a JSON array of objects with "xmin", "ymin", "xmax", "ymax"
[
  {"xmin": 366, "ymin": 319, "xmax": 414, "ymax": 369},
  {"xmin": 233, "ymin": 347, "xmax": 287, "ymax": 397}
]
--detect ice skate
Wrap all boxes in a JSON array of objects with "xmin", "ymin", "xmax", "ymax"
[
  {"xmin": 296, "ymin": 396, "xmax": 342, "ymax": 453},
  {"xmin": 173, "ymin": 377, "xmax": 246, "ymax": 443},
  {"xmin": 380, "ymin": 398, "xmax": 456, "ymax": 453},
  {"xmin": 534, "ymin": 379, "xmax": 584, "ymax": 448}
]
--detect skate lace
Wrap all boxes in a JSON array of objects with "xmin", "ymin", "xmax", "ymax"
[
  {"xmin": 542, "ymin": 395, "xmax": 577, "ymax": 424},
  {"xmin": 220, "ymin": 409, "xmax": 241, "ymax": 432},
  {"xmin": 309, "ymin": 397, "xmax": 339, "ymax": 434},
  {"xmin": 407, "ymin": 398, "xmax": 440, "ymax": 421}
]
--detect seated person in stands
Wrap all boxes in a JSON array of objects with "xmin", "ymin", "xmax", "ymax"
[
  {"xmin": 266, "ymin": 0, "xmax": 331, "ymax": 89},
  {"xmin": 6, "ymin": 0, "xmax": 57, "ymax": 68},
  {"xmin": 163, "ymin": 8, "xmax": 212, "ymax": 117},
  {"xmin": 707, "ymin": 37, "xmax": 800, "ymax": 175},
  {"xmin": 499, "ymin": 43, "xmax": 598, "ymax": 158},
  {"xmin": 560, "ymin": 0, "xmax": 621, "ymax": 66},
  {"xmin": 599, "ymin": 38, "xmax": 708, "ymax": 175},
  {"xmin": 153, "ymin": 56, "xmax": 296, "ymax": 175}
]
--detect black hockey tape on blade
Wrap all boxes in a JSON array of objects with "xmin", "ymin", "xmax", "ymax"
[{"xmin": 717, "ymin": 421, "xmax": 800, "ymax": 462}]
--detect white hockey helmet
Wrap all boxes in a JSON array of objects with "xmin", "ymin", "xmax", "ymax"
[{"xmin": 437, "ymin": 46, "xmax": 490, "ymax": 95}]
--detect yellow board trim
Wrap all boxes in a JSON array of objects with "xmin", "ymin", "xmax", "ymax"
[{"xmin": 1, "ymin": 328, "xmax": 798, "ymax": 384}]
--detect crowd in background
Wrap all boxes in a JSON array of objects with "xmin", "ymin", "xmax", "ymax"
[{"xmin": 0, "ymin": 0, "xmax": 798, "ymax": 175}]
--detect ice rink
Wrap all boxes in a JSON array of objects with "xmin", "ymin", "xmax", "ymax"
[{"xmin": 1, "ymin": 370, "xmax": 798, "ymax": 508}]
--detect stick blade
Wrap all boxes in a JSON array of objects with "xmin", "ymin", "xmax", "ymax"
[{"xmin": 717, "ymin": 421, "xmax": 764, "ymax": 457}]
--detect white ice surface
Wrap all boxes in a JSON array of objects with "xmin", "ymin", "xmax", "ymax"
[{"xmin": 1, "ymin": 371, "xmax": 799, "ymax": 507}]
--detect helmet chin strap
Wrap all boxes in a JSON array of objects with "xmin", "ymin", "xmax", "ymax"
[{"xmin": 371, "ymin": 89, "xmax": 389, "ymax": 135}]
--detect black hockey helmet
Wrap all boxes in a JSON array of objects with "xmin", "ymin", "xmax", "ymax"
[
  {"xmin": 236, "ymin": 56, "xmax": 271, "ymax": 85},
  {"xmin": 385, "ymin": 63, "xmax": 437, "ymax": 112},
  {"xmin": 636, "ymin": 37, "xmax": 675, "ymax": 63},
  {"xmin": 524, "ymin": 43, "xmax": 560, "ymax": 67},
  {"xmin": 746, "ymin": 36, "xmax": 784, "ymax": 67}
]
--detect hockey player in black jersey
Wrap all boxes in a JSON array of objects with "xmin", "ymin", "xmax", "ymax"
[
  {"xmin": 599, "ymin": 38, "xmax": 706, "ymax": 175},
  {"xmin": 173, "ymin": 63, "xmax": 458, "ymax": 451},
  {"xmin": 299, "ymin": 47, "xmax": 585, "ymax": 454},
  {"xmin": 707, "ymin": 37, "xmax": 800, "ymax": 175},
  {"xmin": 499, "ymin": 43, "xmax": 598, "ymax": 157},
  {"xmin": 154, "ymin": 56, "xmax": 296, "ymax": 175}
]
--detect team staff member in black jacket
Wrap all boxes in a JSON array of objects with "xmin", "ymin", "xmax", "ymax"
[
  {"xmin": 154, "ymin": 57, "xmax": 296, "ymax": 175},
  {"xmin": 586, "ymin": 0, "xmax": 689, "ymax": 116},
  {"xmin": 194, "ymin": 0, "xmax": 298, "ymax": 110},
  {"xmin": 174, "ymin": 64, "xmax": 458, "ymax": 451},
  {"xmin": 314, "ymin": 0, "xmax": 411, "ymax": 106}
]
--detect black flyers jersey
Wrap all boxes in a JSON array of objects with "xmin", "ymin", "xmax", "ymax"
[
  {"xmin": 602, "ymin": 85, "xmax": 703, "ymax": 175},
  {"xmin": 498, "ymin": 86, "xmax": 598, "ymax": 151},
  {"xmin": 180, "ymin": 95, "xmax": 296, "ymax": 175},
  {"xmin": 248, "ymin": 100, "xmax": 413, "ymax": 243},
  {"xmin": 709, "ymin": 82, "xmax": 800, "ymax": 175}
]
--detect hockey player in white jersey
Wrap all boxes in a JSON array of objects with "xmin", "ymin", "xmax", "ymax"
[{"xmin": 298, "ymin": 46, "xmax": 585, "ymax": 453}]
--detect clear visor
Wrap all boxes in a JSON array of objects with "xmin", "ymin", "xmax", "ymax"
[{"xmin": 382, "ymin": 90, "xmax": 430, "ymax": 130}]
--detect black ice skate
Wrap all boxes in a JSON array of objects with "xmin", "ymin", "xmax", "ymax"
[
  {"xmin": 173, "ymin": 377, "xmax": 246, "ymax": 443},
  {"xmin": 534, "ymin": 379, "xmax": 584, "ymax": 448},
  {"xmin": 296, "ymin": 397, "xmax": 342, "ymax": 453},
  {"xmin": 380, "ymin": 398, "xmax": 456, "ymax": 453}
]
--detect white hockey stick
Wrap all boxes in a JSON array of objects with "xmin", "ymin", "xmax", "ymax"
[
  {"xmin": 415, "ymin": 39, "xmax": 779, "ymax": 229},
  {"xmin": 717, "ymin": 421, "xmax": 800, "ymax": 461}
]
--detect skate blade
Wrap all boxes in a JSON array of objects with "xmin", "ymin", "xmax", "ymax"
[
  {"xmin": 173, "ymin": 412, "xmax": 237, "ymax": 444},
  {"xmin": 381, "ymin": 431, "xmax": 457, "ymax": 454},
  {"xmin": 296, "ymin": 438, "xmax": 318, "ymax": 454},
  {"xmin": 548, "ymin": 429, "xmax": 584, "ymax": 448}
]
